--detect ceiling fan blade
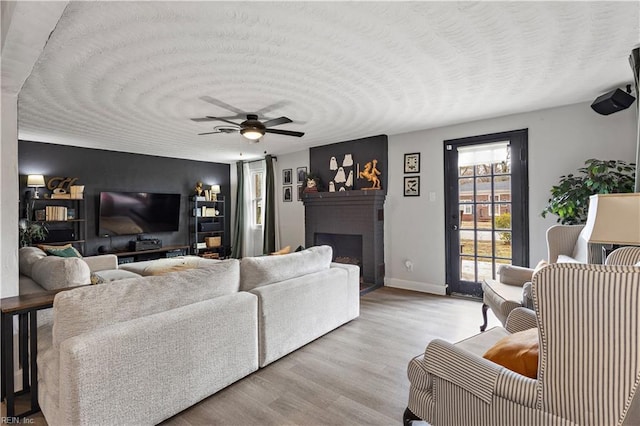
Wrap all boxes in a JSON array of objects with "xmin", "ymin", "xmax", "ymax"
[
  {"xmin": 265, "ymin": 128, "xmax": 305, "ymax": 137},
  {"xmin": 263, "ymin": 116, "xmax": 293, "ymax": 128},
  {"xmin": 198, "ymin": 131, "xmax": 220, "ymax": 135},
  {"xmin": 199, "ymin": 96, "xmax": 246, "ymax": 115},
  {"xmin": 191, "ymin": 117, "xmax": 219, "ymax": 122},
  {"xmin": 254, "ymin": 100, "xmax": 290, "ymax": 116},
  {"xmin": 205, "ymin": 116, "xmax": 241, "ymax": 126}
]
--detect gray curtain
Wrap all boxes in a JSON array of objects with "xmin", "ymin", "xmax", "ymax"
[
  {"xmin": 231, "ymin": 161, "xmax": 244, "ymax": 258},
  {"xmin": 630, "ymin": 47, "xmax": 640, "ymax": 192},
  {"xmin": 262, "ymin": 155, "xmax": 276, "ymax": 254}
]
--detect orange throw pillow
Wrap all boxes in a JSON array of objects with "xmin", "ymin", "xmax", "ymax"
[
  {"xmin": 483, "ymin": 328, "xmax": 539, "ymax": 379},
  {"xmin": 271, "ymin": 246, "xmax": 291, "ymax": 255}
]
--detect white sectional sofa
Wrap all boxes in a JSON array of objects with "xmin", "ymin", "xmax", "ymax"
[
  {"xmin": 18, "ymin": 246, "xmax": 125, "ymax": 294},
  {"xmin": 36, "ymin": 245, "xmax": 360, "ymax": 425}
]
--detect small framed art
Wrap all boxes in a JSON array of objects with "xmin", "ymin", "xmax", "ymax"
[
  {"xmin": 404, "ymin": 176, "xmax": 420, "ymax": 197},
  {"xmin": 283, "ymin": 169, "xmax": 292, "ymax": 185},
  {"xmin": 297, "ymin": 184, "xmax": 304, "ymax": 201},
  {"xmin": 297, "ymin": 167, "xmax": 307, "ymax": 183},
  {"xmin": 404, "ymin": 153, "xmax": 420, "ymax": 174},
  {"xmin": 283, "ymin": 186, "xmax": 293, "ymax": 202}
]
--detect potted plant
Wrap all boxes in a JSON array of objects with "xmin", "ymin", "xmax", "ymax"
[
  {"xmin": 19, "ymin": 220, "xmax": 48, "ymax": 248},
  {"xmin": 541, "ymin": 159, "xmax": 635, "ymax": 224}
]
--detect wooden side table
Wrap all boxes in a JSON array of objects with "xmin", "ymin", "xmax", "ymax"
[{"xmin": 1, "ymin": 288, "xmax": 78, "ymax": 418}]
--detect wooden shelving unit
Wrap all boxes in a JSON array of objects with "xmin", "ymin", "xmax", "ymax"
[{"xmin": 190, "ymin": 196, "xmax": 225, "ymax": 258}]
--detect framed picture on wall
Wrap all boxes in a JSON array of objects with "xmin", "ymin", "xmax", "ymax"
[
  {"xmin": 283, "ymin": 186, "xmax": 293, "ymax": 202},
  {"xmin": 404, "ymin": 153, "xmax": 420, "ymax": 174},
  {"xmin": 297, "ymin": 167, "xmax": 307, "ymax": 183},
  {"xmin": 404, "ymin": 176, "xmax": 420, "ymax": 197},
  {"xmin": 297, "ymin": 184, "xmax": 304, "ymax": 201},
  {"xmin": 283, "ymin": 169, "xmax": 292, "ymax": 185}
]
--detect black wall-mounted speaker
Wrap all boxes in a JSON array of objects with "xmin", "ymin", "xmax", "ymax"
[{"xmin": 591, "ymin": 88, "xmax": 636, "ymax": 115}]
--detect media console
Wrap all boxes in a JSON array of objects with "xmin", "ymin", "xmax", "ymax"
[{"xmin": 111, "ymin": 245, "xmax": 189, "ymax": 265}]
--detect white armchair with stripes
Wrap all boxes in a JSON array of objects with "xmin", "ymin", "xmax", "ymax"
[{"xmin": 406, "ymin": 263, "xmax": 640, "ymax": 426}]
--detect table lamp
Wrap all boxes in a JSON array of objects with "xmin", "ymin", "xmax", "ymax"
[
  {"xmin": 27, "ymin": 175, "xmax": 46, "ymax": 199},
  {"xmin": 211, "ymin": 184, "xmax": 221, "ymax": 201},
  {"xmin": 583, "ymin": 193, "xmax": 640, "ymax": 261}
]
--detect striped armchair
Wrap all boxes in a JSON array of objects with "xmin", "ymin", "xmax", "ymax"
[
  {"xmin": 605, "ymin": 246, "xmax": 640, "ymax": 265},
  {"xmin": 406, "ymin": 263, "xmax": 640, "ymax": 426}
]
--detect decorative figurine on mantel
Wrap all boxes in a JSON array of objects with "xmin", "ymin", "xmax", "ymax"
[
  {"xmin": 303, "ymin": 177, "xmax": 318, "ymax": 193},
  {"xmin": 195, "ymin": 181, "xmax": 204, "ymax": 196},
  {"xmin": 359, "ymin": 159, "xmax": 381, "ymax": 190}
]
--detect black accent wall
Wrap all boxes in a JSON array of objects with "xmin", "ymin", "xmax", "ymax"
[
  {"xmin": 309, "ymin": 134, "xmax": 388, "ymax": 193},
  {"xmin": 18, "ymin": 141, "xmax": 230, "ymax": 255}
]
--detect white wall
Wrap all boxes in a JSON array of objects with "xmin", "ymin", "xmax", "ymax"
[
  {"xmin": 275, "ymin": 150, "xmax": 309, "ymax": 250},
  {"xmin": 273, "ymin": 101, "xmax": 637, "ymax": 294},
  {"xmin": 385, "ymin": 101, "xmax": 637, "ymax": 293}
]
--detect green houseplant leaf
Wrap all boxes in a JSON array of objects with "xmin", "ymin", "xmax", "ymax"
[{"xmin": 541, "ymin": 159, "xmax": 636, "ymax": 225}]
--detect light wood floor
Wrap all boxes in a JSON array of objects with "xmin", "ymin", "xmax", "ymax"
[{"xmin": 5, "ymin": 287, "xmax": 499, "ymax": 425}]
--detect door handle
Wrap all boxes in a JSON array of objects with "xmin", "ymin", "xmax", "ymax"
[{"xmin": 452, "ymin": 224, "xmax": 458, "ymax": 231}]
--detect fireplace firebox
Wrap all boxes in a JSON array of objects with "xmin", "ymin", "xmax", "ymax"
[{"xmin": 303, "ymin": 190, "xmax": 385, "ymax": 288}]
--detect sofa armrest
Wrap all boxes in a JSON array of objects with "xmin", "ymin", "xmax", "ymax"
[
  {"xmin": 423, "ymin": 339, "xmax": 502, "ymax": 403},
  {"xmin": 497, "ymin": 265, "xmax": 534, "ymax": 286},
  {"xmin": 494, "ymin": 369, "xmax": 538, "ymax": 407},
  {"xmin": 505, "ymin": 307, "xmax": 537, "ymax": 333},
  {"xmin": 83, "ymin": 254, "xmax": 118, "ymax": 272},
  {"xmin": 330, "ymin": 262, "xmax": 360, "ymax": 320}
]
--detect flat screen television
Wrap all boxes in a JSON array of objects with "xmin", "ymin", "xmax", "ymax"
[{"xmin": 98, "ymin": 191, "xmax": 181, "ymax": 236}]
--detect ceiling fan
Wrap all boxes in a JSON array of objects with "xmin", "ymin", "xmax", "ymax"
[{"xmin": 191, "ymin": 96, "xmax": 305, "ymax": 141}]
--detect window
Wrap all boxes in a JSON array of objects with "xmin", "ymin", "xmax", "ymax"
[{"xmin": 250, "ymin": 169, "xmax": 264, "ymax": 227}]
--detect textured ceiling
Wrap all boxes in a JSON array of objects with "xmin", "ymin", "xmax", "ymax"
[{"xmin": 16, "ymin": 1, "xmax": 640, "ymax": 163}]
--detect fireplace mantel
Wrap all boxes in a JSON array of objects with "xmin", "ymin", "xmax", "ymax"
[{"xmin": 303, "ymin": 189, "xmax": 386, "ymax": 286}]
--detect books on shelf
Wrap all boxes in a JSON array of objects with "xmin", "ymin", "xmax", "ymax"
[
  {"xmin": 45, "ymin": 206, "xmax": 68, "ymax": 221},
  {"xmin": 51, "ymin": 193, "xmax": 71, "ymax": 199},
  {"xmin": 69, "ymin": 185, "xmax": 84, "ymax": 199},
  {"xmin": 194, "ymin": 206, "xmax": 218, "ymax": 217}
]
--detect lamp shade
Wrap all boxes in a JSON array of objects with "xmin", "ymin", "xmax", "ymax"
[
  {"xmin": 27, "ymin": 175, "xmax": 45, "ymax": 187},
  {"xmin": 210, "ymin": 185, "xmax": 221, "ymax": 194},
  {"xmin": 583, "ymin": 193, "xmax": 640, "ymax": 245}
]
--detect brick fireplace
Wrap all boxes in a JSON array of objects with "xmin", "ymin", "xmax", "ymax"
[{"xmin": 303, "ymin": 190, "xmax": 386, "ymax": 287}]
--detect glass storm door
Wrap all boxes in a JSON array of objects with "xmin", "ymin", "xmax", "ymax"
[{"xmin": 444, "ymin": 130, "xmax": 529, "ymax": 297}]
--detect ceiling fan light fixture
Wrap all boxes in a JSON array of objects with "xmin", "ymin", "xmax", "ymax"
[{"xmin": 240, "ymin": 128, "xmax": 265, "ymax": 140}]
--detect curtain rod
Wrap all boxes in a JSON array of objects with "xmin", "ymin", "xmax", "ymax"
[{"xmin": 243, "ymin": 156, "xmax": 277, "ymax": 165}]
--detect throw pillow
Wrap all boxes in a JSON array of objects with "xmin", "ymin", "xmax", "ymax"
[
  {"xmin": 90, "ymin": 272, "xmax": 107, "ymax": 285},
  {"xmin": 483, "ymin": 328, "xmax": 539, "ymax": 379},
  {"xmin": 40, "ymin": 243, "xmax": 82, "ymax": 258},
  {"xmin": 271, "ymin": 245, "xmax": 291, "ymax": 255}
]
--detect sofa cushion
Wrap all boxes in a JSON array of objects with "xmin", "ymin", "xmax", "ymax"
[
  {"xmin": 52, "ymin": 259, "xmax": 240, "ymax": 347},
  {"xmin": 90, "ymin": 269, "xmax": 141, "ymax": 284},
  {"xmin": 31, "ymin": 256, "xmax": 91, "ymax": 290},
  {"xmin": 557, "ymin": 254, "xmax": 581, "ymax": 264},
  {"xmin": 19, "ymin": 246, "xmax": 47, "ymax": 278},
  {"xmin": 119, "ymin": 256, "xmax": 220, "ymax": 276},
  {"xmin": 240, "ymin": 245, "xmax": 333, "ymax": 291},
  {"xmin": 483, "ymin": 328, "xmax": 539, "ymax": 379}
]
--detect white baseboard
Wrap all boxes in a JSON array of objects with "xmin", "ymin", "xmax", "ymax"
[{"xmin": 384, "ymin": 278, "xmax": 448, "ymax": 295}]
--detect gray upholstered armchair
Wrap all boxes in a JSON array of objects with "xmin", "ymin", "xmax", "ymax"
[
  {"xmin": 406, "ymin": 263, "xmax": 640, "ymax": 426},
  {"xmin": 481, "ymin": 224, "xmax": 596, "ymax": 331}
]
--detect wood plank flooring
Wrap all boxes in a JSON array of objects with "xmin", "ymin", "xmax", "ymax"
[{"xmin": 5, "ymin": 287, "xmax": 499, "ymax": 425}]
